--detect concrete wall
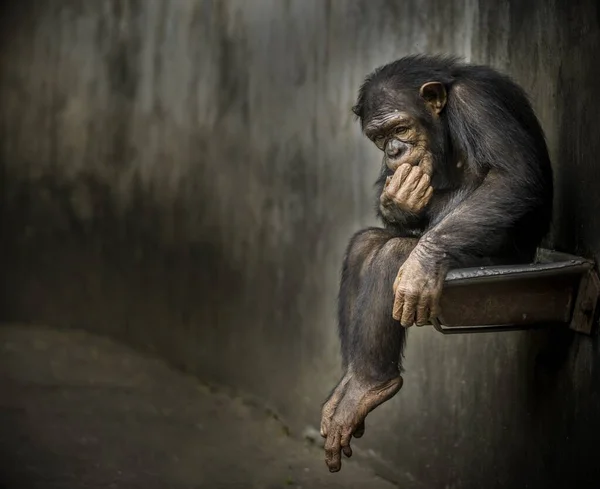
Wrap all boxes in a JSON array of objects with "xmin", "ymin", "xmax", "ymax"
[{"xmin": 1, "ymin": 1, "xmax": 600, "ymax": 487}]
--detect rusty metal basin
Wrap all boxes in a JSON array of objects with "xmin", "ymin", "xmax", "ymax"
[{"xmin": 431, "ymin": 249, "xmax": 599, "ymax": 335}]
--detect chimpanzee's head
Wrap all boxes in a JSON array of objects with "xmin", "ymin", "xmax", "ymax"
[{"xmin": 352, "ymin": 56, "xmax": 456, "ymax": 177}]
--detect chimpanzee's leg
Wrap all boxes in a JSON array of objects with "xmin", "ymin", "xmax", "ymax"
[
  {"xmin": 321, "ymin": 228, "xmax": 392, "ymax": 440},
  {"xmin": 320, "ymin": 228, "xmax": 418, "ymax": 472}
]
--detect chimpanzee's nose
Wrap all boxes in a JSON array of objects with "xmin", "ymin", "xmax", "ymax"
[{"xmin": 385, "ymin": 138, "xmax": 403, "ymax": 158}]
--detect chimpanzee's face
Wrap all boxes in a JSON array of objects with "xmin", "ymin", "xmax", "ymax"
[
  {"xmin": 356, "ymin": 82, "xmax": 448, "ymax": 177},
  {"xmin": 365, "ymin": 111, "xmax": 430, "ymax": 173}
]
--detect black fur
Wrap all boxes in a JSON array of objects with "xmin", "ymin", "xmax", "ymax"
[{"xmin": 339, "ymin": 54, "xmax": 553, "ymax": 380}]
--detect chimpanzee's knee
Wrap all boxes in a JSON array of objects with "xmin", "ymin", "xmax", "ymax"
[
  {"xmin": 345, "ymin": 228, "xmax": 418, "ymax": 277},
  {"xmin": 344, "ymin": 228, "xmax": 395, "ymax": 274},
  {"xmin": 376, "ymin": 236, "xmax": 419, "ymax": 267}
]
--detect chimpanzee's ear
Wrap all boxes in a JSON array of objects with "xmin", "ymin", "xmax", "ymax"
[
  {"xmin": 419, "ymin": 81, "xmax": 447, "ymax": 115},
  {"xmin": 351, "ymin": 104, "xmax": 361, "ymax": 119}
]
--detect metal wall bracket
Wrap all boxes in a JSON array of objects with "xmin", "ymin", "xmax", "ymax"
[{"xmin": 429, "ymin": 249, "xmax": 600, "ymax": 335}]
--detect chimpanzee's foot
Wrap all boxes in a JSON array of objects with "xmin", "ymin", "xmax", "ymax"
[
  {"xmin": 320, "ymin": 373, "xmax": 351, "ymax": 438},
  {"xmin": 323, "ymin": 374, "xmax": 402, "ymax": 473},
  {"xmin": 320, "ymin": 376, "xmax": 366, "ymax": 440}
]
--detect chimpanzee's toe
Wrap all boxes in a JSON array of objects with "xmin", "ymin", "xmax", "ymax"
[{"xmin": 353, "ymin": 420, "xmax": 365, "ymax": 438}]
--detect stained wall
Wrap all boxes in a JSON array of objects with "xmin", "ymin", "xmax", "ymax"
[{"xmin": 1, "ymin": 1, "xmax": 600, "ymax": 487}]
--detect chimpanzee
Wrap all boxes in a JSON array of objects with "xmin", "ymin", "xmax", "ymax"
[{"xmin": 320, "ymin": 55, "xmax": 553, "ymax": 472}]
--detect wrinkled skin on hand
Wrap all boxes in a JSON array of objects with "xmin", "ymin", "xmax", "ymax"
[
  {"xmin": 380, "ymin": 163, "xmax": 433, "ymax": 215},
  {"xmin": 392, "ymin": 244, "xmax": 448, "ymax": 327}
]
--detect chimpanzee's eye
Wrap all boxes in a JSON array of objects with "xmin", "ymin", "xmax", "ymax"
[
  {"xmin": 396, "ymin": 126, "xmax": 409, "ymax": 136},
  {"xmin": 374, "ymin": 136, "xmax": 386, "ymax": 150}
]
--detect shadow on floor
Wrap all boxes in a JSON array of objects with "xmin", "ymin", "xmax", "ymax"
[{"xmin": 0, "ymin": 325, "xmax": 395, "ymax": 489}]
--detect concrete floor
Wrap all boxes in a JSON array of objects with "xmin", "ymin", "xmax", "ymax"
[{"xmin": 0, "ymin": 325, "xmax": 396, "ymax": 489}]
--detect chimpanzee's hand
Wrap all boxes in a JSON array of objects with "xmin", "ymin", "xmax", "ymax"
[
  {"xmin": 381, "ymin": 163, "xmax": 433, "ymax": 215},
  {"xmin": 392, "ymin": 247, "xmax": 447, "ymax": 327}
]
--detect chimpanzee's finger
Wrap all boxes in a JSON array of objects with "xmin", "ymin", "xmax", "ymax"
[
  {"xmin": 414, "ymin": 173, "xmax": 431, "ymax": 197},
  {"xmin": 340, "ymin": 428, "xmax": 353, "ymax": 458},
  {"xmin": 406, "ymin": 175, "xmax": 432, "ymax": 209},
  {"xmin": 320, "ymin": 413, "xmax": 330, "ymax": 438},
  {"xmin": 392, "ymin": 287, "xmax": 405, "ymax": 322},
  {"xmin": 400, "ymin": 291, "xmax": 417, "ymax": 327},
  {"xmin": 354, "ymin": 421, "xmax": 366, "ymax": 438},
  {"xmin": 342, "ymin": 444, "xmax": 353, "ymax": 458},
  {"xmin": 387, "ymin": 163, "xmax": 412, "ymax": 193},
  {"xmin": 384, "ymin": 175, "xmax": 392, "ymax": 190},
  {"xmin": 401, "ymin": 165, "xmax": 423, "ymax": 193},
  {"xmin": 415, "ymin": 294, "xmax": 430, "ymax": 326},
  {"xmin": 423, "ymin": 186, "xmax": 434, "ymax": 203},
  {"xmin": 324, "ymin": 430, "xmax": 342, "ymax": 472},
  {"xmin": 429, "ymin": 296, "xmax": 442, "ymax": 321}
]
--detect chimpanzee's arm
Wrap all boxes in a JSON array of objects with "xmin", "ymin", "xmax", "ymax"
[
  {"xmin": 391, "ymin": 163, "xmax": 547, "ymax": 327},
  {"xmin": 418, "ymin": 168, "xmax": 539, "ymax": 267},
  {"xmin": 418, "ymin": 78, "xmax": 552, "ymax": 268},
  {"xmin": 391, "ymin": 83, "xmax": 552, "ymax": 326}
]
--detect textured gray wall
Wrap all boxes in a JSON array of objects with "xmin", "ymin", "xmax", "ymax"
[{"xmin": 1, "ymin": 1, "xmax": 600, "ymax": 488}]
